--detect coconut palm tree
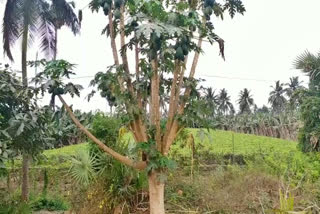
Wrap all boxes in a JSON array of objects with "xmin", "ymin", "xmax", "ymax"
[
  {"xmin": 286, "ymin": 76, "xmax": 304, "ymax": 98},
  {"xmin": 205, "ymin": 87, "xmax": 219, "ymax": 117},
  {"xmin": 268, "ymin": 81, "xmax": 287, "ymax": 113},
  {"xmin": 238, "ymin": 88, "xmax": 254, "ymax": 114},
  {"xmin": 2, "ymin": 0, "xmax": 80, "ymax": 201},
  {"xmin": 217, "ymin": 88, "xmax": 234, "ymax": 116},
  {"xmin": 294, "ymin": 50, "xmax": 320, "ymax": 90},
  {"xmin": 49, "ymin": 0, "xmax": 80, "ymax": 59}
]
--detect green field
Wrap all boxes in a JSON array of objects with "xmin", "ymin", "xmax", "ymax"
[
  {"xmin": 44, "ymin": 129, "xmax": 299, "ymax": 157},
  {"xmin": 39, "ymin": 129, "xmax": 320, "ymax": 180},
  {"xmin": 172, "ymin": 129, "xmax": 298, "ymax": 156},
  {"xmin": 3, "ymin": 129, "xmax": 320, "ymax": 213}
]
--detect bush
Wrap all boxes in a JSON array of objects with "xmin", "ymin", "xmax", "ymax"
[
  {"xmin": 0, "ymin": 202, "xmax": 32, "ymax": 214},
  {"xmin": 31, "ymin": 196, "xmax": 69, "ymax": 211},
  {"xmin": 89, "ymin": 113, "xmax": 122, "ymax": 147},
  {"xmin": 69, "ymin": 114, "xmax": 148, "ymax": 213}
]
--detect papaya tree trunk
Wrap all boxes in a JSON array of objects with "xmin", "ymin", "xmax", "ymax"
[
  {"xmin": 21, "ymin": 24, "xmax": 29, "ymax": 202},
  {"xmin": 148, "ymin": 171, "xmax": 165, "ymax": 214}
]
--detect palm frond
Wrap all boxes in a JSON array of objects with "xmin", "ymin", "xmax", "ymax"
[
  {"xmin": 51, "ymin": 0, "xmax": 80, "ymax": 34},
  {"xmin": 293, "ymin": 50, "xmax": 318, "ymax": 73},
  {"xmin": 21, "ymin": 0, "xmax": 40, "ymax": 47},
  {"xmin": 38, "ymin": 8, "xmax": 56, "ymax": 58},
  {"xmin": 3, "ymin": 0, "xmax": 22, "ymax": 61},
  {"xmin": 69, "ymin": 150, "xmax": 97, "ymax": 186}
]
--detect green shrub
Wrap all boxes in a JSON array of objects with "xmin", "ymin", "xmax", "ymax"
[
  {"xmin": 0, "ymin": 202, "xmax": 32, "ymax": 214},
  {"xmin": 31, "ymin": 196, "xmax": 69, "ymax": 211},
  {"xmin": 69, "ymin": 114, "xmax": 148, "ymax": 213},
  {"xmin": 89, "ymin": 113, "xmax": 122, "ymax": 147}
]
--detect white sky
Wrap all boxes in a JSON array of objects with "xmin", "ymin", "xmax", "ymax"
[{"xmin": 1, "ymin": 0, "xmax": 319, "ymax": 112}]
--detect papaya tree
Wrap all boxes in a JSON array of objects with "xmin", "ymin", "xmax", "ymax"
[
  {"xmin": 0, "ymin": 67, "xmax": 53, "ymax": 200},
  {"xmin": 37, "ymin": 0, "xmax": 245, "ymax": 212}
]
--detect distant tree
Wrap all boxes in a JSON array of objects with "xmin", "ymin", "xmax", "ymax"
[
  {"xmin": 205, "ymin": 87, "xmax": 219, "ymax": 117},
  {"xmin": 286, "ymin": 76, "xmax": 304, "ymax": 98},
  {"xmin": 238, "ymin": 88, "xmax": 254, "ymax": 114},
  {"xmin": 217, "ymin": 88, "xmax": 235, "ymax": 116},
  {"xmin": 268, "ymin": 81, "xmax": 287, "ymax": 113},
  {"xmin": 256, "ymin": 105, "xmax": 270, "ymax": 113}
]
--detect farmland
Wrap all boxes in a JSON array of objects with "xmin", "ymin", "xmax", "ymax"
[{"xmin": 2, "ymin": 129, "xmax": 319, "ymax": 213}]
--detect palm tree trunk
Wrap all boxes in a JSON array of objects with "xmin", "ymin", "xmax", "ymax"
[
  {"xmin": 54, "ymin": 27, "xmax": 58, "ymax": 60},
  {"xmin": 21, "ymin": 24, "xmax": 29, "ymax": 202},
  {"xmin": 22, "ymin": 25, "xmax": 28, "ymax": 86},
  {"xmin": 21, "ymin": 153, "xmax": 29, "ymax": 201}
]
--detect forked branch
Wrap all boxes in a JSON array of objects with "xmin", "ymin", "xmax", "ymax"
[{"xmin": 58, "ymin": 95, "xmax": 147, "ymax": 170}]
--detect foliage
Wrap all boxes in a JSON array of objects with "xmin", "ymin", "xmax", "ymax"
[
  {"xmin": 0, "ymin": 68, "xmax": 53, "ymax": 164},
  {"xmin": 294, "ymin": 50, "xmax": 320, "ymax": 91},
  {"xmin": 217, "ymin": 88, "xmax": 235, "ymax": 116},
  {"xmin": 34, "ymin": 0, "xmax": 246, "ymax": 210},
  {"xmin": 135, "ymin": 140, "xmax": 176, "ymax": 174},
  {"xmin": 238, "ymin": 88, "xmax": 254, "ymax": 114},
  {"xmin": 294, "ymin": 50, "xmax": 320, "ymax": 152},
  {"xmin": 31, "ymin": 196, "xmax": 69, "ymax": 211},
  {"xmin": 90, "ymin": 112, "xmax": 122, "ymax": 146},
  {"xmin": 276, "ymin": 189, "xmax": 295, "ymax": 213},
  {"xmin": 298, "ymin": 95, "xmax": 320, "ymax": 152},
  {"xmin": 269, "ymin": 81, "xmax": 287, "ymax": 113},
  {"xmin": 50, "ymin": 107, "xmax": 93, "ymax": 147},
  {"xmin": 67, "ymin": 115, "xmax": 148, "ymax": 212},
  {"xmin": 0, "ymin": 202, "xmax": 32, "ymax": 214},
  {"xmin": 6, "ymin": 107, "xmax": 54, "ymax": 156},
  {"xmin": 2, "ymin": 0, "xmax": 80, "ymax": 61},
  {"xmin": 69, "ymin": 149, "xmax": 97, "ymax": 186}
]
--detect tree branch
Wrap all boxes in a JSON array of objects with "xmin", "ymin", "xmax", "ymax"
[
  {"xmin": 150, "ymin": 59, "xmax": 161, "ymax": 151},
  {"xmin": 162, "ymin": 60, "xmax": 180, "ymax": 146},
  {"xmin": 58, "ymin": 95, "xmax": 147, "ymax": 170},
  {"xmin": 180, "ymin": 38, "xmax": 203, "ymax": 108},
  {"xmin": 163, "ymin": 38, "xmax": 203, "ymax": 154},
  {"xmin": 108, "ymin": 11, "xmax": 120, "ymax": 66},
  {"xmin": 120, "ymin": 5, "xmax": 134, "ymax": 95}
]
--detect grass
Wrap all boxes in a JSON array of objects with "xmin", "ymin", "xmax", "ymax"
[
  {"xmin": 32, "ymin": 129, "xmax": 305, "ymax": 171},
  {"xmin": 42, "ymin": 129, "xmax": 299, "ymax": 157},
  {"xmin": 10, "ymin": 129, "xmax": 319, "ymax": 181},
  {"xmin": 4, "ymin": 129, "xmax": 319, "ymax": 213},
  {"xmin": 43, "ymin": 143, "xmax": 89, "ymax": 158},
  {"xmin": 33, "ymin": 129, "xmax": 320, "ymax": 181},
  {"xmin": 172, "ymin": 129, "xmax": 299, "ymax": 156}
]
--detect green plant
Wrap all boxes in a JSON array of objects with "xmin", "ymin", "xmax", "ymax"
[
  {"xmin": 68, "ymin": 149, "xmax": 97, "ymax": 186},
  {"xmin": 35, "ymin": 0, "xmax": 245, "ymax": 210},
  {"xmin": 274, "ymin": 189, "xmax": 295, "ymax": 214},
  {"xmin": 0, "ymin": 202, "xmax": 32, "ymax": 214},
  {"xmin": 31, "ymin": 196, "xmax": 69, "ymax": 211}
]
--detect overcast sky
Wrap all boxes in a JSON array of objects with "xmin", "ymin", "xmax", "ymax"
[{"xmin": 0, "ymin": 0, "xmax": 319, "ymax": 112}]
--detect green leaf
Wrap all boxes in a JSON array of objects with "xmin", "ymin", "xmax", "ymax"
[{"xmin": 16, "ymin": 122, "xmax": 25, "ymax": 136}]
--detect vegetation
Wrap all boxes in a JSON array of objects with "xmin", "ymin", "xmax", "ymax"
[
  {"xmin": 2, "ymin": 127, "xmax": 320, "ymax": 213},
  {"xmin": 294, "ymin": 50, "xmax": 320, "ymax": 152},
  {"xmin": 31, "ymin": 0, "xmax": 246, "ymax": 211},
  {"xmin": 1, "ymin": 0, "xmax": 320, "ymax": 212},
  {"xmin": 238, "ymin": 88, "xmax": 254, "ymax": 114}
]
